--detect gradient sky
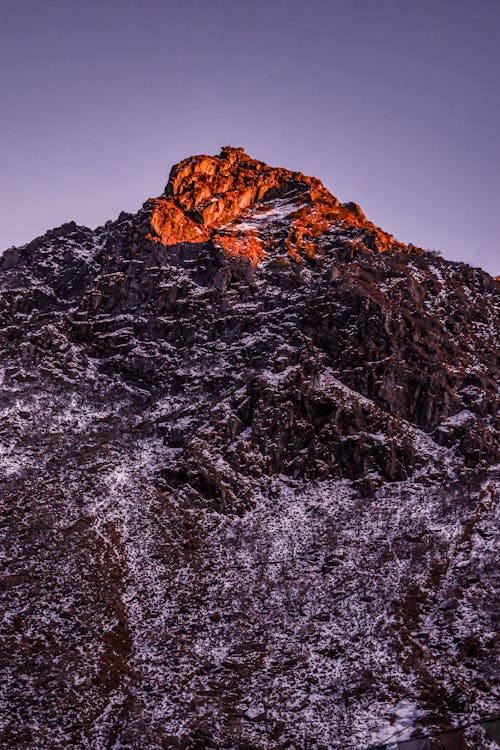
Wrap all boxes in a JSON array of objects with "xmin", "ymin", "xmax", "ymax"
[{"xmin": 1, "ymin": 0, "xmax": 498, "ymax": 273}]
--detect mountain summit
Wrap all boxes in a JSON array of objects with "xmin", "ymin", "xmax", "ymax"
[
  {"xmin": 1, "ymin": 149, "xmax": 498, "ymax": 749},
  {"xmin": 146, "ymin": 146, "xmax": 405, "ymax": 258}
]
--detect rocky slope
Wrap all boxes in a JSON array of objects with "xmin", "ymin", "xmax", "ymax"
[{"xmin": 0, "ymin": 147, "xmax": 498, "ymax": 749}]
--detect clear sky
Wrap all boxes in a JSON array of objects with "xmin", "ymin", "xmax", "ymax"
[{"xmin": 1, "ymin": 0, "xmax": 498, "ymax": 274}]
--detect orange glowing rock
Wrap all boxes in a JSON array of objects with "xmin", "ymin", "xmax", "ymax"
[
  {"xmin": 144, "ymin": 146, "xmax": 419, "ymax": 265},
  {"xmin": 284, "ymin": 205, "xmax": 333, "ymax": 259},
  {"xmin": 147, "ymin": 198, "xmax": 210, "ymax": 245},
  {"xmin": 215, "ymin": 233, "xmax": 265, "ymax": 265}
]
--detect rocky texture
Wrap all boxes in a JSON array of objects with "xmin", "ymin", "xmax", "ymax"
[
  {"xmin": 145, "ymin": 147, "xmax": 408, "ymax": 260},
  {"xmin": 0, "ymin": 148, "xmax": 498, "ymax": 749}
]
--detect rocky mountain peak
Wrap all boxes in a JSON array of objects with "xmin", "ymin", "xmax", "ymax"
[
  {"xmin": 219, "ymin": 144, "xmax": 247, "ymax": 162},
  {"xmin": 146, "ymin": 147, "xmax": 408, "ymax": 261},
  {"xmin": 1, "ymin": 147, "xmax": 498, "ymax": 749},
  {"xmin": 164, "ymin": 145, "xmax": 323, "ymax": 207}
]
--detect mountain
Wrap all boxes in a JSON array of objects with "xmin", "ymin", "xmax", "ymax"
[{"xmin": 0, "ymin": 147, "xmax": 498, "ymax": 750}]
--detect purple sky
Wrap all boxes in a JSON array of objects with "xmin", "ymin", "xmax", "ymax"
[{"xmin": 1, "ymin": 0, "xmax": 498, "ymax": 274}]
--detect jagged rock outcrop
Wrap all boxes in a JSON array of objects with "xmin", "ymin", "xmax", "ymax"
[
  {"xmin": 0, "ymin": 148, "xmax": 498, "ymax": 749},
  {"xmin": 143, "ymin": 146, "xmax": 408, "ymax": 261}
]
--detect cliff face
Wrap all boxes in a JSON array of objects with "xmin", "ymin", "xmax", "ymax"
[
  {"xmin": 0, "ymin": 148, "xmax": 498, "ymax": 749},
  {"xmin": 146, "ymin": 146, "xmax": 406, "ymax": 257}
]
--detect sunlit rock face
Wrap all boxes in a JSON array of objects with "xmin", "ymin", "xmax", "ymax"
[
  {"xmin": 0, "ymin": 149, "xmax": 498, "ymax": 750},
  {"xmin": 145, "ymin": 146, "xmax": 409, "ymax": 260}
]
